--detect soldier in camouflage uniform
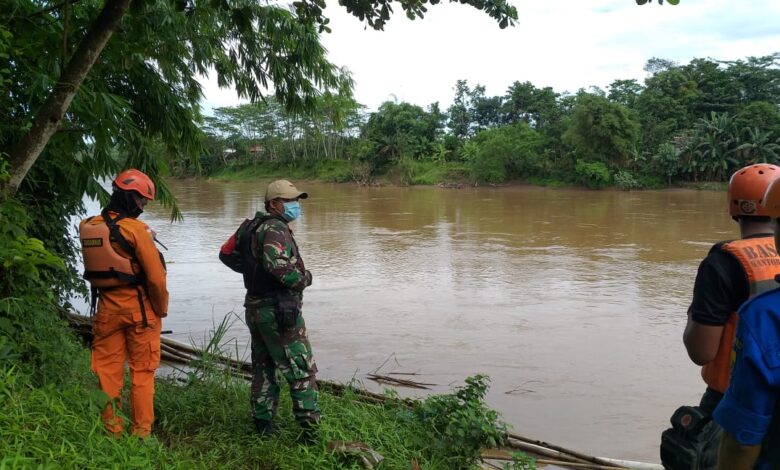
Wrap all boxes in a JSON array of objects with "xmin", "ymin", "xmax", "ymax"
[{"xmin": 220, "ymin": 179, "xmax": 320, "ymax": 440}]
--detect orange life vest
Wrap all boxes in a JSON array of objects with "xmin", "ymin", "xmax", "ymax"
[
  {"xmin": 79, "ymin": 212, "xmax": 142, "ymax": 288},
  {"xmin": 701, "ymin": 236, "xmax": 780, "ymax": 393}
]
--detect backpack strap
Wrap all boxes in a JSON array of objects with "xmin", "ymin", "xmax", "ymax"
[
  {"xmin": 240, "ymin": 215, "xmax": 287, "ymax": 257},
  {"xmin": 101, "ymin": 209, "xmax": 136, "ymax": 258},
  {"xmin": 99, "ymin": 209, "xmax": 149, "ymax": 328}
]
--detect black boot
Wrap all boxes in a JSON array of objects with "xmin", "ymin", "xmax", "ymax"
[
  {"xmin": 254, "ymin": 418, "xmax": 275, "ymax": 438},
  {"xmin": 297, "ymin": 419, "xmax": 319, "ymax": 445}
]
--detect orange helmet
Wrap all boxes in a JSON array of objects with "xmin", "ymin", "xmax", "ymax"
[
  {"xmin": 762, "ymin": 176, "xmax": 780, "ymax": 219},
  {"xmin": 728, "ymin": 164, "xmax": 780, "ymax": 217},
  {"xmin": 113, "ymin": 169, "xmax": 155, "ymax": 200}
]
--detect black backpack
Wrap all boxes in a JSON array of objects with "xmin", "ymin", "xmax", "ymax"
[
  {"xmin": 218, "ymin": 217, "xmax": 262, "ymax": 274},
  {"xmin": 660, "ymin": 405, "xmax": 722, "ymax": 469}
]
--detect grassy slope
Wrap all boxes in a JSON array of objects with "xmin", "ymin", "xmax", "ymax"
[
  {"xmin": 211, "ymin": 160, "xmax": 356, "ymax": 184},
  {"xmin": 1, "ymin": 345, "xmax": 514, "ymax": 469}
]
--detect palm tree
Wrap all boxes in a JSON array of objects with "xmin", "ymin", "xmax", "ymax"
[
  {"xmin": 683, "ymin": 112, "xmax": 740, "ymax": 181},
  {"xmin": 737, "ymin": 128, "xmax": 780, "ymax": 164}
]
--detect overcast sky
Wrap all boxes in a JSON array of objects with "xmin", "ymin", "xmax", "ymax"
[{"xmin": 200, "ymin": 0, "xmax": 780, "ymax": 113}]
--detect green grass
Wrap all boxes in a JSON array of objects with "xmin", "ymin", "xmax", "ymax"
[
  {"xmin": 211, "ymin": 159, "xmax": 475, "ymax": 187},
  {"xmin": 212, "ymin": 159, "xmax": 356, "ymax": 183},
  {"xmin": 208, "ymin": 159, "xmax": 728, "ymax": 193},
  {"xmin": 0, "ymin": 333, "xmax": 521, "ymax": 470},
  {"xmin": 402, "ymin": 160, "xmax": 471, "ymax": 186}
]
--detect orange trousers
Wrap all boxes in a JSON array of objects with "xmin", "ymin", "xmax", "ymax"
[{"xmin": 91, "ymin": 309, "xmax": 161, "ymax": 438}]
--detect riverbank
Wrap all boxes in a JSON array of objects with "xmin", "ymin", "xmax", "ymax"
[
  {"xmin": 209, "ymin": 159, "xmax": 476, "ymax": 187},
  {"xmin": 206, "ymin": 161, "xmax": 728, "ymax": 191}
]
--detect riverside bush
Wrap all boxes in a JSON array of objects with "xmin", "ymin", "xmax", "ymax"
[
  {"xmin": 574, "ymin": 160, "xmax": 611, "ymax": 189},
  {"xmin": 405, "ymin": 374, "xmax": 509, "ymax": 467},
  {"xmin": 613, "ymin": 170, "xmax": 642, "ymax": 190},
  {"xmin": 0, "ymin": 190, "xmax": 82, "ymax": 383}
]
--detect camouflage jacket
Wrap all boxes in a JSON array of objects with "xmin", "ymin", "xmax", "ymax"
[{"xmin": 251, "ymin": 211, "xmax": 309, "ymax": 292}]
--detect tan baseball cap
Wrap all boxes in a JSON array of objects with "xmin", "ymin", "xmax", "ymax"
[{"xmin": 264, "ymin": 179, "xmax": 309, "ymax": 202}]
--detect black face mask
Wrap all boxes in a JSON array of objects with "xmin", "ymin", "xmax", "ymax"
[{"xmin": 106, "ymin": 189, "xmax": 143, "ymax": 218}]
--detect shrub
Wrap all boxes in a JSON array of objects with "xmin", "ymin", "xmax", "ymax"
[
  {"xmin": 574, "ymin": 160, "xmax": 611, "ymax": 189},
  {"xmin": 613, "ymin": 170, "xmax": 642, "ymax": 190},
  {"xmin": 466, "ymin": 124, "xmax": 544, "ymax": 184},
  {"xmin": 403, "ymin": 374, "xmax": 509, "ymax": 467}
]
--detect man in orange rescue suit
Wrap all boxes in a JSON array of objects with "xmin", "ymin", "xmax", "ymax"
[
  {"xmin": 79, "ymin": 169, "xmax": 168, "ymax": 438},
  {"xmin": 683, "ymin": 165, "xmax": 780, "ymax": 445}
]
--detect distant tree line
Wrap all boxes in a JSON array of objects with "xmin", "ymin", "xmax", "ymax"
[{"xmin": 193, "ymin": 53, "xmax": 780, "ymax": 189}]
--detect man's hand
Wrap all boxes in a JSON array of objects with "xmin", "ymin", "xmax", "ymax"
[{"xmin": 305, "ymin": 270, "xmax": 313, "ymax": 287}]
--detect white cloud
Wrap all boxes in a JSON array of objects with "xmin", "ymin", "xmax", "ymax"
[
  {"xmin": 199, "ymin": 72, "xmax": 248, "ymax": 116},
  {"xmin": 200, "ymin": 0, "xmax": 780, "ymax": 113}
]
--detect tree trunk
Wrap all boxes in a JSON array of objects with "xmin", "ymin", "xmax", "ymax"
[{"xmin": 4, "ymin": 0, "xmax": 133, "ymax": 196}]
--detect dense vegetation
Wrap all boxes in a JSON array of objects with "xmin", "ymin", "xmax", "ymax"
[{"xmin": 197, "ymin": 54, "xmax": 780, "ymax": 189}]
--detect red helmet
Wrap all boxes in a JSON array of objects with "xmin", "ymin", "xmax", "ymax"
[
  {"xmin": 113, "ymin": 169, "xmax": 155, "ymax": 200},
  {"xmin": 728, "ymin": 164, "xmax": 780, "ymax": 217}
]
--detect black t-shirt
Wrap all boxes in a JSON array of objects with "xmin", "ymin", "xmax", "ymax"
[{"xmin": 687, "ymin": 237, "xmax": 774, "ymax": 326}]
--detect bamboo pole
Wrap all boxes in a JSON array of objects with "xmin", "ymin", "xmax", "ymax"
[
  {"xmin": 508, "ymin": 433, "xmax": 626, "ymax": 468},
  {"xmin": 161, "ymin": 337, "xmax": 251, "ymax": 372},
  {"xmin": 160, "ymin": 343, "xmax": 196, "ymax": 362},
  {"xmin": 508, "ymin": 440, "xmax": 621, "ymax": 467},
  {"xmin": 593, "ymin": 458, "xmax": 663, "ymax": 470}
]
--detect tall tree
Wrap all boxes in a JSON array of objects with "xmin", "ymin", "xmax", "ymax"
[
  {"xmin": 470, "ymin": 85, "xmax": 504, "ymax": 132},
  {"xmin": 502, "ymin": 81, "xmax": 537, "ymax": 125},
  {"xmin": 682, "ymin": 58, "xmax": 740, "ymax": 116},
  {"xmin": 502, "ymin": 81, "xmax": 561, "ymax": 131},
  {"xmin": 636, "ymin": 66, "xmax": 697, "ymax": 151},
  {"xmin": 448, "ymin": 80, "xmax": 473, "ymax": 140},
  {"xmin": 564, "ymin": 92, "xmax": 640, "ymax": 167},
  {"xmin": 607, "ymin": 79, "xmax": 644, "ymax": 109},
  {"xmin": 723, "ymin": 53, "xmax": 780, "ymax": 104},
  {"xmin": 1, "ymin": 0, "xmax": 518, "ymax": 196},
  {"xmin": 362, "ymin": 101, "xmax": 443, "ymax": 169},
  {"xmin": 643, "ymin": 57, "xmax": 677, "ymax": 74}
]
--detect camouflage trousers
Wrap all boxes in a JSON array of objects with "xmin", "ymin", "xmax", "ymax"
[{"xmin": 245, "ymin": 297, "xmax": 320, "ymax": 424}]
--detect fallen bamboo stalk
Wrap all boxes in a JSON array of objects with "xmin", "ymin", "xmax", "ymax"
[
  {"xmin": 160, "ymin": 353, "xmax": 190, "ymax": 367},
  {"xmin": 533, "ymin": 459, "xmax": 625, "ymax": 470},
  {"xmin": 508, "ymin": 432, "xmax": 626, "ymax": 468},
  {"xmin": 161, "ymin": 337, "xmax": 251, "ymax": 372},
  {"xmin": 161, "ymin": 351, "xmax": 253, "ymax": 382},
  {"xmin": 504, "ymin": 440, "xmax": 621, "ymax": 468},
  {"xmin": 160, "ymin": 343, "xmax": 196, "ymax": 363},
  {"xmin": 482, "ymin": 449, "xmax": 625, "ymax": 469},
  {"xmin": 594, "ymin": 458, "xmax": 663, "ymax": 470},
  {"xmin": 366, "ymin": 373, "xmax": 432, "ymax": 389}
]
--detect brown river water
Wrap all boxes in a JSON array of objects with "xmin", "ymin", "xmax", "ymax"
[{"xmin": 77, "ymin": 179, "xmax": 736, "ymax": 463}]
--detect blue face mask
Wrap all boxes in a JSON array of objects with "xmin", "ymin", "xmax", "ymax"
[{"xmin": 283, "ymin": 201, "xmax": 301, "ymax": 221}]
